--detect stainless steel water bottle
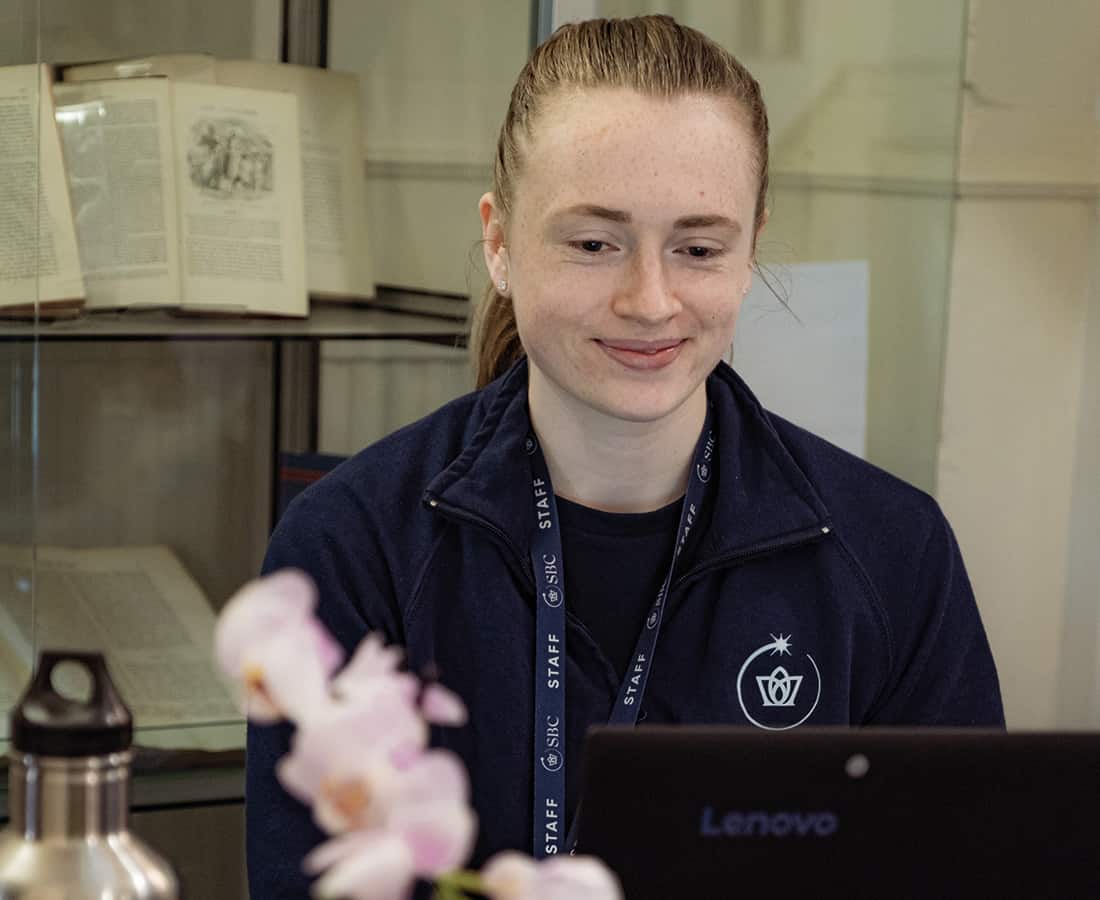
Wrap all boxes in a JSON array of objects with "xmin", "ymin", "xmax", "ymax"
[{"xmin": 0, "ymin": 650, "xmax": 178, "ymax": 898}]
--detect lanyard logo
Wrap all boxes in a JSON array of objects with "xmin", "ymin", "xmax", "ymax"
[
  {"xmin": 736, "ymin": 634, "xmax": 822, "ymax": 730},
  {"xmin": 540, "ymin": 554, "xmax": 562, "ymax": 608},
  {"xmin": 696, "ymin": 430, "xmax": 716, "ymax": 483},
  {"xmin": 540, "ymin": 715, "xmax": 564, "ymax": 772},
  {"xmin": 540, "ymin": 748, "xmax": 563, "ymax": 772}
]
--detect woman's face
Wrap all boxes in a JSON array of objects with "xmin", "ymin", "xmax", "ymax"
[{"xmin": 482, "ymin": 87, "xmax": 762, "ymax": 426}]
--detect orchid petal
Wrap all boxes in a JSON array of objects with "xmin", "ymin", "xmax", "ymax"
[
  {"xmin": 390, "ymin": 800, "xmax": 478, "ymax": 876},
  {"xmin": 481, "ymin": 853, "xmax": 623, "ymax": 900},
  {"xmin": 311, "ymin": 759, "xmax": 399, "ymax": 834},
  {"xmin": 214, "ymin": 569, "xmax": 317, "ymax": 675},
  {"xmin": 304, "ymin": 829, "xmax": 374, "ymax": 875},
  {"xmin": 247, "ymin": 621, "xmax": 342, "ymax": 724},
  {"xmin": 481, "ymin": 851, "xmax": 539, "ymax": 899},
  {"xmin": 335, "ymin": 632, "xmax": 404, "ymax": 686},
  {"xmin": 420, "ymin": 682, "xmax": 468, "ymax": 727},
  {"xmin": 393, "ymin": 750, "xmax": 469, "ymax": 807},
  {"xmin": 307, "ymin": 831, "xmax": 414, "ymax": 900},
  {"xmin": 276, "ymin": 698, "xmax": 427, "ymax": 822},
  {"xmin": 537, "ymin": 856, "xmax": 624, "ymax": 900}
]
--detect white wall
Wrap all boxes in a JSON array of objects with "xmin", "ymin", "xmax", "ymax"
[{"xmin": 937, "ymin": 0, "xmax": 1100, "ymax": 727}]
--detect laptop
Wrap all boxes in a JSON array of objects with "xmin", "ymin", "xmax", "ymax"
[{"xmin": 574, "ymin": 726, "xmax": 1100, "ymax": 899}]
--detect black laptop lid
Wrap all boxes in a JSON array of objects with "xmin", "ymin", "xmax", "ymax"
[{"xmin": 575, "ymin": 726, "xmax": 1100, "ymax": 899}]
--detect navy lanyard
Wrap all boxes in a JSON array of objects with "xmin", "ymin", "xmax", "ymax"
[{"xmin": 527, "ymin": 407, "xmax": 716, "ymax": 858}]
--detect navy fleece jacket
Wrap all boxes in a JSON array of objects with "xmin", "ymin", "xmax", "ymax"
[{"xmin": 246, "ymin": 359, "xmax": 1003, "ymax": 898}]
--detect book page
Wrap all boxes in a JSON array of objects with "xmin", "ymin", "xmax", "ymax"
[
  {"xmin": 61, "ymin": 53, "xmax": 218, "ymax": 85},
  {"xmin": 53, "ymin": 79, "xmax": 182, "ymax": 309},
  {"xmin": 0, "ymin": 545, "xmax": 241, "ymax": 743},
  {"xmin": 172, "ymin": 82, "xmax": 307, "ymax": 317},
  {"xmin": 216, "ymin": 60, "xmax": 375, "ymax": 300},
  {"xmin": 0, "ymin": 65, "xmax": 85, "ymax": 311}
]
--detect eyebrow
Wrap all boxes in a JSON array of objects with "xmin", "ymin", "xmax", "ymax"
[{"xmin": 551, "ymin": 204, "xmax": 741, "ymax": 232}]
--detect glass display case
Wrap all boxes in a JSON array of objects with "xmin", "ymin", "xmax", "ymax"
[
  {"xmin": 1, "ymin": 0, "xmax": 529, "ymax": 892},
  {"xmin": 16, "ymin": 0, "xmax": 1092, "ymax": 894}
]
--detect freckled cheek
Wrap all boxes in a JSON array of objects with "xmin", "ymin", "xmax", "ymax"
[{"xmin": 698, "ymin": 294, "xmax": 742, "ymax": 338}]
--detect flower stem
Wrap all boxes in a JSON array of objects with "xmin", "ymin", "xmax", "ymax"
[{"xmin": 433, "ymin": 869, "xmax": 488, "ymax": 898}]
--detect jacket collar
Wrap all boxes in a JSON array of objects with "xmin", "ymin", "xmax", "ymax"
[{"xmin": 425, "ymin": 359, "xmax": 831, "ymax": 564}]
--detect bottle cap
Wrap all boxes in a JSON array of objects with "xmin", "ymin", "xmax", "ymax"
[{"xmin": 10, "ymin": 651, "xmax": 132, "ymax": 757}]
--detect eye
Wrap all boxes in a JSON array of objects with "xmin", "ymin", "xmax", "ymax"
[
  {"xmin": 572, "ymin": 239, "xmax": 608, "ymax": 253},
  {"xmin": 684, "ymin": 245, "xmax": 716, "ymax": 259}
]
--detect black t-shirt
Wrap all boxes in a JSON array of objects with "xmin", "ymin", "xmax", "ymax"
[{"xmin": 556, "ymin": 494, "xmax": 686, "ymax": 681}]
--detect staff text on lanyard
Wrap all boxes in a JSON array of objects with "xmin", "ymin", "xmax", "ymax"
[{"xmin": 527, "ymin": 409, "xmax": 716, "ymax": 857}]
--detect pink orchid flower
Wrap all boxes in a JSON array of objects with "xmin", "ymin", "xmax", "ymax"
[
  {"xmin": 214, "ymin": 569, "xmax": 343, "ymax": 723},
  {"xmin": 306, "ymin": 831, "xmax": 413, "ymax": 900},
  {"xmin": 304, "ymin": 751, "xmax": 478, "ymax": 898},
  {"xmin": 278, "ymin": 687, "xmax": 462, "ymax": 834},
  {"xmin": 481, "ymin": 851, "xmax": 624, "ymax": 900},
  {"xmin": 334, "ymin": 633, "xmax": 469, "ymax": 728}
]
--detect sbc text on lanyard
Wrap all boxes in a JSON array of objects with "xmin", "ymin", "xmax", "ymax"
[{"xmin": 526, "ymin": 408, "xmax": 716, "ymax": 858}]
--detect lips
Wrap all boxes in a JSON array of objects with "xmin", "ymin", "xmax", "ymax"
[
  {"xmin": 600, "ymin": 339, "xmax": 683, "ymax": 353},
  {"xmin": 596, "ymin": 338, "xmax": 685, "ymax": 370}
]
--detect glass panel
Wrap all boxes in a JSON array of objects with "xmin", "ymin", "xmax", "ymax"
[
  {"xmin": 0, "ymin": 1, "xmax": 43, "ymax": 736},
  {"xmin": 2, "ymin": 0, "xmax": 490, "ymax": 890},
  {"xmin": 591, "ymin": 0, "xmax": 968, "ymax": 490},
  {"xmin": 328, "ymin": 0, "xmax": 533, "ymax": 296},
  {"xmin": 2, "ymin": 0, "xmax": 489, "ymax": 771}
]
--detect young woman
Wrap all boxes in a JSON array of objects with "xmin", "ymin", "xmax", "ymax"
[{"xmin": 247, "ymin": 16, "xmax": 1003, "ymax": 897}]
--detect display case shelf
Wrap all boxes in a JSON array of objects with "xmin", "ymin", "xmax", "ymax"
[{"xmin": 1, "ymin": 288, "xmax": 470, "ymax": 342}]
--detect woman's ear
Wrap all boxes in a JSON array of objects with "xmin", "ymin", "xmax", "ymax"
[{"xmin": 480, "ymin": 192, "xmax": 507, "ymax": 286}]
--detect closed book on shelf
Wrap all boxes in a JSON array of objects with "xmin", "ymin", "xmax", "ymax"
[
  {"xmin": 0, "ymin": 64, "xmax": 86, "ymax": 316},
  {"xmin": 59, "ymin": 52, "xmax": 218, "ymax": 85}
]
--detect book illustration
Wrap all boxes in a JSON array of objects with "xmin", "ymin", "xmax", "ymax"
[
  {"xmin": 188, "ymin": 117, "xmax": 274, "ymax": 198},
  {"xmin": 62, "ymin": 55, "xmax": 375, "ymax": 301},
  {"xmin": 53, "ymin": 78, "xmax": 307, "ymax": 317}
]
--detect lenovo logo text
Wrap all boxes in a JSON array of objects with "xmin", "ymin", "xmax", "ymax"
[{"xmin": 700, "ymin": 806, "xmax": 838, "ymax": 838}]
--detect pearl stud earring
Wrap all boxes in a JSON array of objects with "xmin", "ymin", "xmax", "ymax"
[{"xmin": 498, "ymin": 280, "xmax": 508, "ymax": 292}]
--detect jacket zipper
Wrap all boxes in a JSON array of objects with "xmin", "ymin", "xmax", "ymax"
[
  {"xmin": 425, "ymin": 491, "xmax": 831, "ymax": 595},
  {"xmin": 673, "ymin": 523, "xmax": 833, "ymax": 592},
  {"xmin": 423, "ymin": 492, "xmax": 535, "ymax": 589},
  {"xmin": 425, "ymin": 494, "xmax": 830, "ymax": 688},
  {"xmin": 425, "ymin": 492, "xmax": 616, "ymax": 674}
]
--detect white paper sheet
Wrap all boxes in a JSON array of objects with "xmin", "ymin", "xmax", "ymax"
[{"xmin": 733, "ymin": 260, "xmax": 869, "ymax": 458}]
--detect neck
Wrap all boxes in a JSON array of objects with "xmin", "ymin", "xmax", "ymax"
[{"xmin": 528, "ymin": 372, "xmax": 707, "ymax": 514}]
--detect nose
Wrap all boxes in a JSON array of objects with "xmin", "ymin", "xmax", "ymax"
[{"xmin": 610, "ymin": 247, "xmax": 682, "ymax": 325}]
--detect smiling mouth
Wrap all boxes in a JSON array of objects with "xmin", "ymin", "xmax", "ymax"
[
  {"xmin": 598, "ymin": 339, "xmax": 684, "ymax": 353},
  {"xmin": 595, "ymin": 339, "xmax": 686, "ymax": 370}
]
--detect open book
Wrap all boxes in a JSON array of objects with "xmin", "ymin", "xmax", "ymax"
[
  {"xmin": 52, "ymin": 77, "xmax": 307, "ymax": 316},
  {"xmin": 0, "ymin": 545, "xmax": 242, "ymax": 748},
  {"xmin": 0, "ymin": 65, "xmax": 85, "ymax": 317},
  {"xmin": 63, "ymin": 56, "xmax": 375, "ymax": 301}
]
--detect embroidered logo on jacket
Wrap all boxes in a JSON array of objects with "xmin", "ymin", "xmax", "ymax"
[{"xmin": 736, "ymin": 634, "xmax": 821, "ymax": 730}]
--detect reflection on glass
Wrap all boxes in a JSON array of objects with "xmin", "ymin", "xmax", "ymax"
[
  {"xmin": 0, "ymin": 0, "xmax": 41, "ymax": 723},
  {"xmin": 592, "ymin": 0, "xmax": 968, "ymax": 490},
  {"xmin": 0, "ymin": 1, "xmax": 487, "ymax": 757},
  {"xmin": 328, "ymin": 0, "xmax": 533, "ymax": 295}
]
